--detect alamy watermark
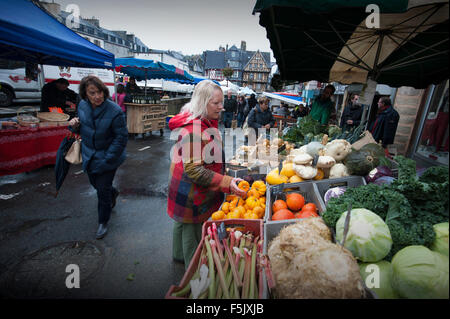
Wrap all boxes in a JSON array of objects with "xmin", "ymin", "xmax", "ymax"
[
  {"xmin": 365, "ymin": 4, "xmax": 380, "ymax": 29},
  {"xmin": 65, "ymin": 4, "xmax": 80, "ymax": 29},
  {"xmin": 65, "ymin": 264, "xmax": 80, "ymax": 289}
]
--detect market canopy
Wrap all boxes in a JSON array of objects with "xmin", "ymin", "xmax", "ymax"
[
  {"xmin": 0, "ymin": 0, "xmax": 114, "ymax": 69},
  {"xmin": 239, "ymin": 86, "xmax": 256, "ymax": 96},
  {"xmin": 193, "ymin": 77, "xmax": 220, "ymax": 85},
  {"xmin": 253, "ymin": 0, "xmax": 449, "ymax": 89},
  {"xmin": 115, "ymin": 58, "xmax": 194, "ymax": 83},
  {"xmin": 263, "ymin": 92, "xmax": 304, "ymax": 105}
]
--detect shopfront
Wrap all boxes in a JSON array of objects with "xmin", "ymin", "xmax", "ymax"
[{"xmin": 409, "ymin": 80, "xmax": 449, "ymax": 167}]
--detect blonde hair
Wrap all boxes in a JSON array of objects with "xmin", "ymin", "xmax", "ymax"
[{"xmin": 181, "ymin": 80, "xmax": 222, "ymax": 120}]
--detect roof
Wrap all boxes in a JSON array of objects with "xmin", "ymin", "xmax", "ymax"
[
  {"xmin": 0, "ymin": 0, "xmax": 114, "ymax": 68},
  {"xmin": 204, "ymin": 50, "xmax": 226, "ymax": 69}
]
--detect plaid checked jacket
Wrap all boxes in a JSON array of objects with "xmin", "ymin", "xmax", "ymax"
[{"xmin": 167, "ymin": 112, "xmax": 232, "ymax": 223}]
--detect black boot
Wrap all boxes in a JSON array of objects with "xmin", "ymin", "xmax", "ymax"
[{"xmin": 96, "ymin": 223, "xmax": 108, "ymax": 239}]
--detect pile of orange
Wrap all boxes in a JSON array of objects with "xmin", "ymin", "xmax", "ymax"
[
  {"xmin": 271, "ymin": 193, "xmax": 319, "ymax": 221},
  {"xmin": 211, "ymin": 180, "xmax": 267, "ymax": 220}
]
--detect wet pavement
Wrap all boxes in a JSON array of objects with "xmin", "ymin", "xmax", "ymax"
[{"xmin": 0, "ymin": 128, "xmax": 187, "ymax": 299}]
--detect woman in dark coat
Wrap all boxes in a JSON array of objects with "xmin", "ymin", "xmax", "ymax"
[{"xmin": 68, "ymin": 76, "xmax": 128, "ymax": 239}]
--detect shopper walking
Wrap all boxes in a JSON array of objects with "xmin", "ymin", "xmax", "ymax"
[
  {"xmin": 223, "ymin": 90, "xmax": 237, "ymax": 129},
  {"xmin": 167, "ymin": 80, "xmax": 246, "ymax": 267},
  {"xmin": 112, "ymin": 83, "xmax": 127, "ymax": 113},
  {"xmin": 247, "ymin": 96, "xmax": 275, "ymax": 142},
  {"xmin": 68, "ymin": 76, "xmax": 128, "ymax": 240},
  {"xmin": 340, "ymin": 93, "xmax": 363, "ymax": 131},
  {"xmin": 237, "ymin": 94, "xmax": 247, "ymax": 128},
  {"xmin": 309, "ymin": 84, "xmax": 336, "ymax": 125}
]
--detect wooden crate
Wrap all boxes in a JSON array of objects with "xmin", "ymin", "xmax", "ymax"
[{"xmin": 125, "ymin": 103, "xmax": 168, "ymax": 133}]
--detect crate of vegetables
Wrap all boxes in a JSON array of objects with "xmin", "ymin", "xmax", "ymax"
[
  {"xmin": 265, "ymin": 181, "xmax": 325, "ymax": 224},
  {"xmin": 211, "ymin": 176, "xmax": 268, "ymax": 222},
  {"xmin": 166, "ymin": 219, "xmax": 267, "ymax": 299},
  {"xmin": 314, "ymin": 176, "xmax": 366, "ymax": 208},
  {"xmin": 261, "ymin": 216, "xmax": 377, "ymax": 299}
]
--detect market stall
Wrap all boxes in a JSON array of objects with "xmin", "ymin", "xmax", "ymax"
[
  {"xmin": 0, "ymin": 125, "xmax": 70, "ymax": 176},
  {"xmin": 0, "ymin": 0, "xmax": 115, "ymax": 176},
  {"xmin": 115, "ymin": 58, "xmax": 194, "ymax": 135}
]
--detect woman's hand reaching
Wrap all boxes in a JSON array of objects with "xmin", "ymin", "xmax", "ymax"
[{"xmin": 230, "ymin": 178, "xmax": 247, "ymax": 198}]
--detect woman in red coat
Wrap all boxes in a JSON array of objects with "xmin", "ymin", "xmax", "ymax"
[{"xmin": 167, "ymin": 80, "xmax": 246, "ymax": 267}]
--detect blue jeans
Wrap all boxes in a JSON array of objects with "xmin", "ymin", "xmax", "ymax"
[
  {"xmin": 223, "ymin": 112, "xmax": 234, "ymax": 128},
  {"xmin": 87, "ymin": 169, "xmax": 118, "ymax": 225},
  {"xmin": 237, "ymin": 112, "xmax": 245, "ymax": 128}
]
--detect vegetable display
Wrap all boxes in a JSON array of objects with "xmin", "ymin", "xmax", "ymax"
[
  {"xmin": 323, "ymin": 187, "xmax": 347, "ymax": 205},
  {"xmin": 359, "ymin": 261, "xmax": 399, "ymax": 299},
  {"xmin": 336, "ymin": 208, "xmax": 393, "ymax": 262},
  {"xmin": 431, "ymin": 222, "xmax": 449, "ymax": 256},
  {"xmin": 391, "ymin": 245, "xmax": 449, "ymax": 299},
  {"xmin": 323, "ymin": 157, "xmax": 449, "ymax": 259},
  {"xmin": 268, "ymin": 218, "xmax": 366, "ymax": 299},
  {"xmin": 171, "ymin": 224, "xmax": 264, "ymax": 299}
]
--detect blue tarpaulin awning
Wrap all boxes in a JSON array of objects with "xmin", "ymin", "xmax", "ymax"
[
  {"xmin": 262, "ymin": 92, "xmax": 304, "ymax": 105},
  {"xmin": 0, "ymin": 0, "xmax": 115, "ymax": 69},
  {"xmin": 115, "ymin": 58, "xmax": 194, "ymax": 83}
]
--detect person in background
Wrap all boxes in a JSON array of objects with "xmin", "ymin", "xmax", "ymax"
[
  {"xmin": 125, "ymin": 77, "xmax": 142, "ymax": 95},
  {"xmin": 309, "ymin": 84, "xmax": 336, "ymax": 125},
  {"xmin": 167, "ymin": 80, "xmax": 246, "ymax": 267},
  {"xmin": 367, "ymin": 97, "xmax": 400, "ymax": 149},
  {"xmin": 236, "ymin": 94, "xmax": 247, "ymax": 128},
  {"xmin": 68, "ymin": 76, "xmax": 128, "ymax": 240},
  {"xmin": 340, "ymin": 93, "xmax": 363, "ymax": 131},
  {"xmin": 223, "ymin": 90, "xmax": 237, "ymax": 129},
  {"xmin": 247, "ymin": 96, "xmax": 275, "ymax": 139},
  {"xmin": 277, "ymin": 102, "xmax": 290, "ymax": 116},
  {"xmin": 112, "ymin": 84, "xmax": 127, "ymax": 113},
  {"xmin": 247, "ymin": 93, "xmax": 257, "ymax": 111},
  {"xmin": 40, "ymin": 78, "xmax": 79, "ymax": 114},
  {"xmin": 293, "ymin": 103, "xmax": 309, "ymax": 118}
]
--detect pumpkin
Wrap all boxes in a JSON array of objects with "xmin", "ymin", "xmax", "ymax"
[
  {"xmin": 211, "ymin": 210, "xmax": 225, "ymax": 220},
  {"xmin": 247, "ymin": 188, "xmax": 260, "ymax": 199},
  {"xmin": 272, "ymin": 199, "xmax": 288, "ymax": 213},
  {"xmin": 251, "ymin": 180, "xmax": 267, "ymax": 196},
  {"xmin": 280, "ymin": 162, "xmax": 297, "ymax": 177},
  {"xmin": 246, "ymin": 196, "xmax": 260, "ymax": 210},
  {"xmin": 266, "ymin": 168, "xmax": 289, "ymax": 185},
  {"xmin": 221, "ymin": 202, "xmax": 230, "ymax": 213},
  {"xmin": 314, "ymin": 168, "xmax": 325, "ymax": 180},
  {"xmin": 344, "ymin": 149, "xmax": 380, "ymax": 176},
  {"xmin": 286, "ymin": 193, "xmax": 305, "ymax": 211},
  {"xmin": 238, "ymin": 180, "xmax": 250, "ymax": 192},
  {"xmin": 360, "ymin": 143, "xmax": 385, "ymax": 159}
]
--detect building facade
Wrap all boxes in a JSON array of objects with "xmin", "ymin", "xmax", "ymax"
[
  {"xmin": 202, "ymin": 41, "xmax": 271, "ymax": 92},
  {"xmin": 38, "ymin": 1, "xmax": 150, "ymax": 58}
]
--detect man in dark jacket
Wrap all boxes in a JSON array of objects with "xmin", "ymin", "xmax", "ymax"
[
  {"xmin": 368, "ymin": 97, "xmax": 400, "ymax": 148},
  {"xmin": 340, "ymin": 93, "xmax": 363, "ymax": 131},
  {"xmin": 247, "ymin": 97, "xmax": 275, "ymax": 140},
  {"xmin": 40, "ymin": 78, "xmax": 78, "ymax": 113},
  {"xmin": 223, "ymin": 91, "xmax": 237, "ymax": 128}
]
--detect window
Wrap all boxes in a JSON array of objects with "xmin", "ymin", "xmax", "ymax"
[
  {"xmin": 258, "ymin": 73, "xmax": 262, "ymax": 80},
  {"xmin": 94, "ymin": 39, "xmax": 101, "ymax": 47},
  {"xmin": 118, "ymin": 38, "xmax": 123, "ymax": 45},
  {"xmin": 231, "ymin": 51, "xmax": 237, "ymax": 58},
  {"xmin": 414, "ymin": 80, "xmax": 449, "ymax": 166},
  {"xmin": 110, "ymin": 36, "xmax": 116, "ymax": 43}
]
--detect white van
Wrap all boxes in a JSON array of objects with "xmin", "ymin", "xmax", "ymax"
[{"xmin": 0, "ymin": 59, "xmax": 115, "ymax": 107}]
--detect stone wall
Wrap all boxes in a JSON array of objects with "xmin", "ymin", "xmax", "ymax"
[{"xmin": 392, "ymin": 87, "xmax": 426, "ymax": 155}]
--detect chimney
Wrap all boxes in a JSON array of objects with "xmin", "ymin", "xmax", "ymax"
[
  {"xmin": 226, "ymin": 44, "xmax": 228, "ymax": 51},
  {"xmin": 39, "ymin": 1, "xmax": 61, "ymax": 17},
  {"xmin": 240, "ymin": 41, "xmax": 246, "ymax": 51},
  {"xmin": 85, "ymin": 17, "xmax": 100, "ymax": 28}
]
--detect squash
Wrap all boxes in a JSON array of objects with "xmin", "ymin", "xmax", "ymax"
[
  {"xmin": 344, "ymin": 149, "xmax": 380, "ymax": 176},
  {"xmin": 360, "ymin": 143, "xmax": 385, "ymax": 159}
]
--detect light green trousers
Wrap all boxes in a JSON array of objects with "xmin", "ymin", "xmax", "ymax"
[{"xmin": 172, "ymin": 221, "xmax": 203, "ymax": 269}]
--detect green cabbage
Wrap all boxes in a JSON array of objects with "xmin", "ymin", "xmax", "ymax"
[
  {"xmin": 336, "ymin": 208, "xmax": 392, "ymax": 262},
  {"xmin": 431, "ymin": 222, "xmax": 449, "ymax": 256},
  {"xmin": 359, "ymin": 261, "xmax": 399, "ymax": 299},
  {"xmin": 391, "ymin": 245, "xmax": 449, "ymax": 299}
]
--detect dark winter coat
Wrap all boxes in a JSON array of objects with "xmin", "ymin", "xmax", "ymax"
[
  {"xmin": 340, "ymin": 103, "xmax": 363, "ymax": 129},
  {"xmin": 367, "ymin": 106, "xmax": 400, "ymax": 147},
  {"xmin": 76, "ymin": 98, "xmax": 128, "ymax": 174},
  {"xmin": 223, "ymin": 96, "xmax": 238, "ymax": 113},
  {"xmin": 247, "ymin": 104, "xmax": 275, "ymax": 129}
]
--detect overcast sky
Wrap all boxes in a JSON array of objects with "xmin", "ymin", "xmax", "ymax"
[{"xmin": 53, "ymin": 0, "xmax": 273, "ymax": 59}]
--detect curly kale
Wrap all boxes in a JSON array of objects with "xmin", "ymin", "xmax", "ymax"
[{"xmin": 322, "ymin": 156, "xmax": 447, "ymax": 259}]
